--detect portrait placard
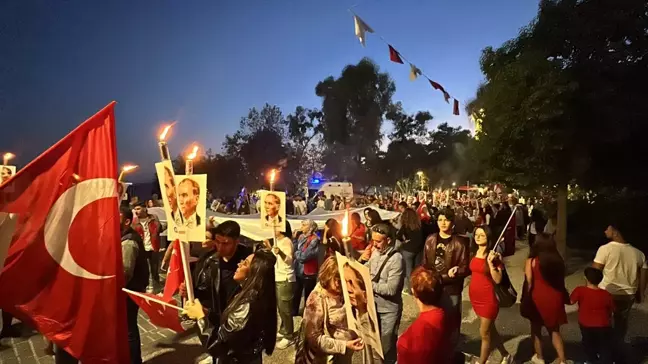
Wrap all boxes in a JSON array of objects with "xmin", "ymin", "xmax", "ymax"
[
  {"xmin": 259, "ymin": 190, "xmax": 286, "ymax": 232},
  {"xmin": 172, "ymin": 174, "xmax": 207, "ymax": 242}
]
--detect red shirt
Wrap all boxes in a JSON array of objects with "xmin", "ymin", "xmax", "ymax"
[
  {"xmin": 570, "ymin": 286, "xmax": 615, "ymax": 327},
  {"xmin": 349, "ymin": 224, "xmax": 367, "ymax": 251},
  {"xmin": 397, "ymin": 308, "xmax": 448, "ymax": 364}
]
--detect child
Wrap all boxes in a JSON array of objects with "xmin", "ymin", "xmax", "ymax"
[{"xmin": 569, "ymin": 267, "xmax": 615, "ymax": 363}]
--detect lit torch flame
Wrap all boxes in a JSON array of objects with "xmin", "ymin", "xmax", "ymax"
[
  {"xmin": 342, "ymin": 209, "xmax": 349, "ymax": 238},
  {"xmin": 187, "ymin": 145, "xmax": 199, "ymax": 160},
  {"xmin": 159, "ymin": 123, "xmax": 175, "ymax": 142},
  {"xmin": 269, "ymin": 169, "xmax": 276, "ymax": 184},
  {"xmin": 122, "ymin": 165, "xmax": 138, "ymax": 173},
  {"xmin": 3, "ymin": 152, "xmax": 15, "ymax": 165}
]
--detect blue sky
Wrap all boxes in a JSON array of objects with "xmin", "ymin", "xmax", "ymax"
[{"xmin": 0, "ymin": 0, "xmax": 539, "ymax": 180}]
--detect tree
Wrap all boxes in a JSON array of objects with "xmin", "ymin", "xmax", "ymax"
[
  {"xmin": 222, "ymin": 104, "xmax": 289, "ymax": 188},
  {"xmin": 315, "ymin": 58, "xmax": 396, "ymax": 181},
  {"xmin": 284, "ymin": 107, "xmax": 325, "ymax": 194},
  {"xmin": 467, "ymin": 0, "xmax": 648, "ymax": 255},
  {"xmin": 386, "ymin": 102, "xmax": 432, "ymax": 142}
]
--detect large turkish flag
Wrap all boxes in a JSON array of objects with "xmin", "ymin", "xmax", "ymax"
[{"xmin": 0, "ymin": 102, "xmax": 130, "ymax": 363}]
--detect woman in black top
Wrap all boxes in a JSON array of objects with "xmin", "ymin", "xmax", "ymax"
[
  {"xmin": 184, "ymin": 250, "xmax": 278, "ymax": 364},
  {"xmin": 396, "ymin": 208, "xmax": 424, "ymax": 293}
]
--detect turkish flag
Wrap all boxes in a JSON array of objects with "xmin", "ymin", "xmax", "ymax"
[
  {"xmin": 163, "ymin": 239, "xmax": 183, "ymax": 299},
  {"xmin": 0, "ymin": 102, "xmax": 130, "ymax": 363},
  {"xmin": 125, "ymin": 291, "xmax": 185, "ymax": 333},
  {"xmin": 388, "ymin": 45, "xmax": 404, "ymax": 64}
]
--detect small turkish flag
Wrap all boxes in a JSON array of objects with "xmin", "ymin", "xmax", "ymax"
[
  {"xmin": 388, "ymin": 45, "xmax": 404, "ymax": 64},
  {"xmin": 125, "ymin": 291, "xmax": 185, "ymax": 333},
  {"xmin": 0, "ymin": 102, "xmax": 130, "ymax": 363},
  {"xmin": 163, "ymin": 239, "xmax": 184, "ymax": 299}
]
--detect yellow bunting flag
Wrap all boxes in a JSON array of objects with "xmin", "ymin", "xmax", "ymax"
[{"xmin": 409, "ymin": 64, "xmax": 421, "ymax": 81}]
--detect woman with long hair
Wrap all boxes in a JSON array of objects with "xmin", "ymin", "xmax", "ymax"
[
  {"xmin": 365, "ymin": 209, "xmax": 382, "ymax": 243},
  {"xmin": 323, "ymin": 218, "xmax": 345, "ymax": 256},
  {"xmin": 295, "ymin": 256, "xmax": 364, "ymax": 364},
  {"xmin": 521, "ymin": 233, "xmax": 568, "ymax": 364},
  {"xmin": 468, "ymin": 226, "xmax": 512, "ymax": 363},
  {"xmin": 396, "ymin": 208, "xmax": 424, "ymax": 293},
  {"xmin": 184, "ymin": 250, "xmax": 278, "ymax": 364}
]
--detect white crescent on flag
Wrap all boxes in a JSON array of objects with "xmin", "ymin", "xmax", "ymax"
[{"xmin": 43, "ymin": 178, "xmax": 117, "ymax": 280}]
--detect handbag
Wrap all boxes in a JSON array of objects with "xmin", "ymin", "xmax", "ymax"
[{"xmin": 493, "ymin": 266, "xmax": 517, "ymax": 308}]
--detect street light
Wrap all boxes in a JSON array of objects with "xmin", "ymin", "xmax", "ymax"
[{"xmin": 452, "ymin": 182, "xmax": 457, "ymax": 187}]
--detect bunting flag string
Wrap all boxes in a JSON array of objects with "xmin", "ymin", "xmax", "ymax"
[{"xmin": 351, "ymin": 12, "xmax": 461, "ymax": 116}]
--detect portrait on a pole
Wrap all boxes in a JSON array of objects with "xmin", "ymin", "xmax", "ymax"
[
  {"xmin": 336, "ymin": 252, "xmax": 383, "ymax": 361},
  {"xmin": 259, "ymin": 190, "xmax": 286, "ymax": 232},
  {"xmin": 173, "ymin": 174, "xmax": 207, "ymax": 242},
  {"xmin": 1, "ymin": 165, "xmax": 16, "ymax": 185},
  {"xmin": 155, "ymin": 160, "xmax": 179, "ymax": 240}
]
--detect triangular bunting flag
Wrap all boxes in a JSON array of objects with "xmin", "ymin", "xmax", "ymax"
[
  {"xmin": 453, "ymin": 99, "xmax": 460, "ymax": 116},
  {"xmin": 353, "ymin": 15, "xmax": 374, "ymax": 47},
  {"xmin": 429, "ymin": 79, "xmax": 444, "ymax": 91},
  {"xmin": 443, "ymin": 91, "xmax": 451, "ymax": 103},
  {"xmin": 388, "ymin": 45, "xmax": 404, "ymax": 64},
  {"xmin": 409, "ymin": 64, "xmax": 422, "ymax": 81}
]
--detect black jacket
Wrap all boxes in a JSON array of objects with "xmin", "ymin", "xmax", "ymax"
[
  {"xmin": 197, "ymin": 300, "xmax": 267, "ymax": 364},
  {"xmin": 193, "ymin": 250, "xmax": 223, "ymax": 326}
]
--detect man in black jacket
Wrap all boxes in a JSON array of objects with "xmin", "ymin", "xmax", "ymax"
[{"xmin": 181, "ymin": 221, "xmax": 251, "ymax": 328}]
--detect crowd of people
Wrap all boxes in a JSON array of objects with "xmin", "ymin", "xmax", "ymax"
[{"xmin": 2, "ymin": 190, "xmax": 647, "ymax": 364}]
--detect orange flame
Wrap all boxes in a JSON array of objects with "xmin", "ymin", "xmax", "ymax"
[
  {"xmin": 187, "ymin": 145, "xmax": 199, "ymax": 160},
  {"xmin": 158, "ymin": 123, "xmax": 175, "ymax": 141},
  {"xmin": 269, "ymin": 169, "xmax": 277, "ymax": 183},
  {"xmin": 3, "ymin": 153, "xmax": 15, "ymax": 162},
  {"xmin": 342, "ymin": 208, "xmax": 349, "ymax": 237},
  {"xmin": 122, "ymin": 164, "xmax": 138, "ymax": 172}
]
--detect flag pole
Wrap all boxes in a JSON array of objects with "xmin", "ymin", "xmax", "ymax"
[
  {"xmin": 493, "ymin": 205, "xmax": 518, "ymax": 253},
  {"xmin": 178, "ymin": 145, "xmax": 199, "ymax": 303},
  {"xmin": 122, "ymin": 288, "xmax": 183, "ymax": 311}
]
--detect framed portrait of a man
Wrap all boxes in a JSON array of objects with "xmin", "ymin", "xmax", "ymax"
[
  {"xmin": 1, "ymin": 166, "xmax": 16, "ymax": 185},
  {"xmin": 173, "ymin": 174, "xmax": 207, "ymax": 242},
  {"xmin": 259, "ymin": 190, "xmax": 286, "ymax": 232},
  {"xmin": 336, "ymin": 252, "xmax": 383, "ymax": 361},
  {"xmin": 155, "ymin": 160, "xmax": 180, "ymax": 240}
]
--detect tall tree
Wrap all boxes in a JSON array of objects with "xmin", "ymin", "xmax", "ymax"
[
  {"xmin": 467, "ymin": 0, "xmax": 648, "ymax": 255},
  {"xmin": 315, "ymin": 58, "xmax": 396, "ymax": 181},
  {"xmin": 284, "ymin": 107, "xmax": 325, "ymax": 194}
]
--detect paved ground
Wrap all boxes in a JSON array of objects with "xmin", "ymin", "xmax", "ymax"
[{"xmin": 2, "ymin": 241, "xmax": 648, "ymax": 363}]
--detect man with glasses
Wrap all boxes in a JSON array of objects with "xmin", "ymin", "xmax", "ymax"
[
  {"xmin": 180, "ymin": 221, "xmax": 252, "ymax": 328},
  {"xmin": 359, "ymin": 223, "xmax": 404, "ymax": 364},
  {"xmin": 422, "ymin": 208, "xmax": 470, "ymax": 354}
]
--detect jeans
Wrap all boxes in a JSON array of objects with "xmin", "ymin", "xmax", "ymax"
[
  {"xmin": 611, "ymin": 294, "xmax": 635, "ymax": 363},
  {"xmin": 439, "ymin": 293, "xmax": 462, "ymax": 352},
  {"xmin": 276, "ymin": 281, "xmax": 295, "ymax": 339},
  {"xmin": 377, "ymin": 309, "xmax": 401, "ymax": 364},
  {"xmin": 144, "ymin": 250, "xmax": 160, "ymax": 287},
  {"xmin": 293, "ymin": 275, "xmax": 317, "ymax": 316},
  {"xmin": 400, "ymin": 250, "xmax": 421, "ymax": 291},
  {"xmin": 126, "ymin": 296, "xmax": 143, "ymax": 364},
  {"xmin": 580, "ymin": 325, "xmax": 612, "ymax": 363}
]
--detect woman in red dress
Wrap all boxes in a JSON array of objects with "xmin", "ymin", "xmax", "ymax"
[
  {"xmin": 522, "ymin": 233, "xmax": 568, "ymax": 364},
  {"xmin": 469, "ymin": 226, "xmax": 512, "ymax": 364}
]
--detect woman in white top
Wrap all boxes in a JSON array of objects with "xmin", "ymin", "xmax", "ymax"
[{"xmin": 264, "ymin": 223, "xmax": 296, "ymax": 349}]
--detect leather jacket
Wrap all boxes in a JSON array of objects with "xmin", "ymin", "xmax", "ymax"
[
  {"xmin": 422, "ymin": 233, "xmax": 470, "ymax": 296},
  {"xmin": 193, "ymin": 251, "xmax": 223, "ymax": 326},
  {"xmin": 197, "ymin": 301, "xmax": 266, "ymax": 364}
]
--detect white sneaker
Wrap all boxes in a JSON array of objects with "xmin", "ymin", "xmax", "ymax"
[
  {"xmin": 530, "ymin": 355, "xmax": 545, "ymax": 364},
  {"xmin": 500, "ymin": 354, "xmax": 514, "ymax": 364},
  {"xmin": 275, "ymin": 338, "xmax": 294, "ymax": 349}
]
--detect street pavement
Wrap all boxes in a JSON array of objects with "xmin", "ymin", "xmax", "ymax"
[{"xmin": 2, "ymin": 241, "xmax": 648, "ymax": 363}]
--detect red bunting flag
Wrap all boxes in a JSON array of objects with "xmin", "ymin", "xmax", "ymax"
[
  {"xmin": 453, "ymin": 99, "xmax": 460, "ymax": 116},
  {"xmin": 163, "ymin": 239, "xmax": 183, "ymax": 299},
  {"xmin": 443, "ymin": 91, "xmax": 451, "ymax": 103},
  {"xmin": 429, "ymin": 79, "xmax": 444, "ymax": 91},
  {"xmin": 0, "ymin": 102, "xmax": 130, "ymax": 363},
  {"xmin": 124, "ymin": 290, "xmax": 185, "ymax": 333},
  {"xmin": 388, "ymin": 45, "xmax": 404, "ymax": 64}
]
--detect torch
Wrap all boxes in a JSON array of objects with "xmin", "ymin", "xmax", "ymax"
[
  {"xmin": 341, "ymin": 208, "xmax": 354, "ymax": 260},
  {"xmin": 185, "ymin": 145, "xmax": 198, "ymax": 175},
  {"xmin": 269, "ymin": 168, "xmax": 276, "ymax": 191},
  {"xmin": 118, "ymin": 164, "xmax": 138, "ymax": 183},
  {"xmin": 158, "ymin": 124, "xmax": 174, "ymax": 161},
  {"xmin": 2, "ymin": 153, "xmax": 15, "ymax": 166}
]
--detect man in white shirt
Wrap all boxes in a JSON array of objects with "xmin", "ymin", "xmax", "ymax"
[{"xmin": 593, "ymin": 223, "xmax": 647, "ymax": 363}]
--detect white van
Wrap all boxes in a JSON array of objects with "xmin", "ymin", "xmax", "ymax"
[{"xmin": 318, "ymin": 182, "xmax": 354, "ymax": 199}]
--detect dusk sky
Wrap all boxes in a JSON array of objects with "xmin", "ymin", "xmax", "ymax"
[{"xmin": 1, "ymin": 1, "xmax": 539, "ymax": 180}]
